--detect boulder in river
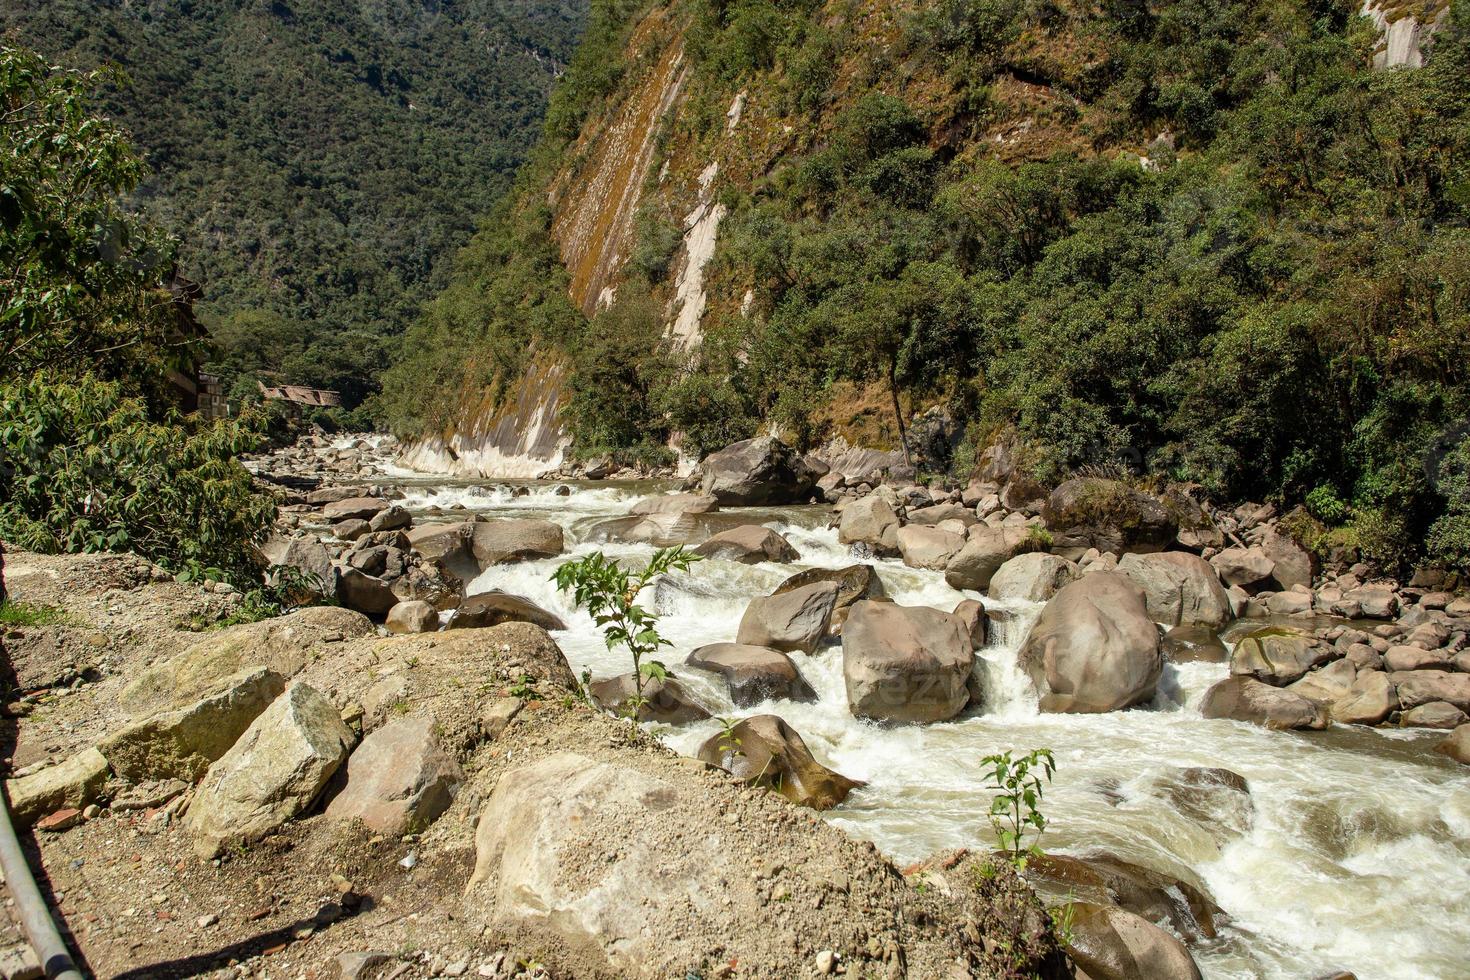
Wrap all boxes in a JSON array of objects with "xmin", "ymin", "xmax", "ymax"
[
  {"xmin": 588, "ymin": 674, "xmax": 710, "ymax": 724},
  {"xmin": 629, "ymin": 492, "xmax": 720, "ymax": 515},
  {"xmin": 1401, "ymin": 701, "xmax": 1468, "ymax": 729},
  {"xmin": 1017, "ymin": 572, "xmax": 1163, "ymax": 713},
  {"xmin": 696, "ymin": 714, "xmax": 861, "ymax": 810},
  {"xmin": 837, "ymin": 496, "xmax": 900, "ymax": 556},
  {"xmin": 385, "ymin": 599, "xmax": 439, "ymax": 634},
  {"xmin": 447, "ymin": 591, "xmax": 567, "ymax": 632},
  {"xmin": 1060, "ymin": 902, "xmax": 1203, "ymax": 980},
  {"xmin": 1209, "ymin": 546, "xmax": 1275, "ymax": 590},
  {"xmin": 1261, "ymin": 524, "xmax": 1314, "ymax": 591},
  {"xmin": 694, "ymin": 525, "xmax": 799, "ymax": 564},
  {"xmin": 1199, "ymin": 676, "xmax": 1328, "ymax": 730},
  {"xmin": 944, "ymin": 526, "xmax": 1037, "ymax": 592},
  {"xmin": 842, "ymin": 600, "xmax": 974, "ymax": 723},
  {"xmin": 468, "ymin": 518, "xmax": 565, "ymax": 566},
  {"xmin": 774, "ymin": 563, "xmax": 885, "ymax": 610},
  {"xmin": 953, "ymin": 598, "xmax": 987, "ymax": 650},
  {"xmin": 685, "ymin": 643, "xmax": 816, "ymax": 706},
  {"xmin": 1041, "ymin": 478, "xmax": 1177, "ymax": 558},
  {"xmin": 619, "ymin": 511, "xmax": 706, "ymax": 547},
  {"xmin": 896, "ymin": 524, "xmax": 966, "ymax": 571},
  {"xmin": 1329, "ymin": 669, "xmax": 1396, "ymax": 726},
  {"xmin": 1436, "ymin": 724, "xmax": 1470, "ymax": 765},
  {"xmin": 1025, "ymin": 851, "xmax": 1221, "ymax": 944},
  {"xmin": 988, "ymin": 552, "xmax": 1077, "ymax": 602},
  {"xmin": 322, "ymin": 496, "xmax": 389, "ymax": 522},
  {"xmin": 1151, "ymin": 767, "xmax": 1254, "ymax": 844},
  {"xmin": 693, "ymin": 436, "xmax": 824, "ymax": 506},
  {"xmin": 1117, "ymin": 552, "xmax": 1231, "ymax": 628},
  {"xmin": 1229, "ymin": 628, "xmax": 1335, "ymax": 686},
  {"xmin": 736, "ymin": 581, "xmax": 839, "ymax": 654},
  {"xmin": 1389, "ymin": 669, "xmax": 1470, "ymax": 712},
  {"xmin": 185, "ymin": 683, "xmax": 357, "ymax": 858}
]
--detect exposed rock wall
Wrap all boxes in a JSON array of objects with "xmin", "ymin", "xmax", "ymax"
[{"xmin": 1361, "ymin": 0, "xmax": 1450, "ymax": 68}]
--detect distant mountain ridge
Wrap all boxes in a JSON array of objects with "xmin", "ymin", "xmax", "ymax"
[{"xmin": 1, "ymin": 0, "xmax": 589, "ymax": 404}]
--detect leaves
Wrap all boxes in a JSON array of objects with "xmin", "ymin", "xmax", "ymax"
[{"xmin": 981, "ymin": 748, "xmax": 1056, "ymax": 868}]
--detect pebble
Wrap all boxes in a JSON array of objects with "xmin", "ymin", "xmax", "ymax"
[
  {"xmin": 399, "ymin": 851, "xmax": 419, "ymax": 870},
  {"xmin": 198, "ymin": 913, "xmax": 219, "ymax": 928},
  {"xmin": 816, "ymin": 950, "xmax": 838, "ymax": 974}
]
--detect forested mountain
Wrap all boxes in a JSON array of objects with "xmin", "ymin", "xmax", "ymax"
[
  {"xmin": 382, "ymin": 0, "xmax": 1470, "ymax": 573},
  {"xmin": 1, "ymin": 0, "xmax": 588, "ymax": 406}
]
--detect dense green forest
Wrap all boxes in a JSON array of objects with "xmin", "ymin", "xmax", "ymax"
[
  {"xmin": 384, "ymin": 0, "xmax": 1470, "ymax": 573},
  {"xmin": 1, "ymin": 0, "xmax": 588, "ymax": 407}
]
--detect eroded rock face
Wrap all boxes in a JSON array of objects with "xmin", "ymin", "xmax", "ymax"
[
  {"xmin": 447, "ymin": 591, "xmax": 567, "ymax": 631},
  {"xmin": 694, "ymin": 436, "xmax": 824, "ymax": 506},
  {"xmin": 694, "ymin": 525, "xmax": 799, "ymax": 564},
  {"xmin": 324, "ymin": 714, "xmax": 463, "ymax": 835},
  {"xmin": 988, "ymin": 553, "xmax": 1077, "ymax": 603},
  {"xmin": 842, "ymin": 601, "xmax": 974, "ymax": 723},
  {"xmin": 185, "ymin": 684, "xmax": 357, "ymax": 858},
  {"xmin": 685, "ymin": 643, "xmax": 816, "ymax": 706},
  {"xmin": 1199, "ymin": 676, "xmax": 1327, "ymax": 730},
  {"xmin": 696, "ymin": 715, "xmax": 860, "ymax": 810},
  {"xmin": 736, "ymin": 582, "xmax": 839, "ymax": 654},
  {"xmin": 1117, "ymin": 552, "xmax": 1231, "ymax": 628},
  {"xmin": 1017, "ymin": 573, "xmax": 1163, "ymax": 713},
  {"xmin": 101, "ymin": 667, "xmax": 286, "ymax": 781}
]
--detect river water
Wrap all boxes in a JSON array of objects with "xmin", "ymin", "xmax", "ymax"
[{"xmin": 384, "ymin": 474, "xmax": 1470, "ymax": 980}]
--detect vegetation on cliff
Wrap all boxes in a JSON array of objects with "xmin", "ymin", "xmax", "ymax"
[
  {"xmin": 393, "ymin": 0, "xmax": 1470, "ymax": 574},
  {"xmin": 1, "ymin": 0, "xmax": 588, "ymax": 407}
]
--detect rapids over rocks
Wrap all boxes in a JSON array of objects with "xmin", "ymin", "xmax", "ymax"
[{"xmin": 384, "ymin": 470, "xmax": 1470, "ymax": 980}]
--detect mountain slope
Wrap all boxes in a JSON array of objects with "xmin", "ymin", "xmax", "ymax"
[
  {"xmin": 1, "ymin": 0, "xmax": 587, "ymax": 404},
  {"xmin": 383, "ymin": 0, "xmax": 1470, "ymax": 572}
]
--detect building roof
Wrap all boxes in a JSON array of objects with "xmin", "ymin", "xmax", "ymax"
[{"xmin": 257, "ymin": 381, "xmax": 343, "ymax": 407}]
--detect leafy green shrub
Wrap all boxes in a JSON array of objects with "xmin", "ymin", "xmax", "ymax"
[
  {"xmin": 553, "ymin": 547, "xmax": 702, "ymax": 716},
  {"xmin": 981, "ymin": 748, "xmax": 1056, "ymax": 870},
  {"xmin": 1305, "ymin": 486, "xmax": 1351, "ymax": 525},
  {"xmin": 0, "ymin": 372, "xmax": 276, "ymax": 583}
]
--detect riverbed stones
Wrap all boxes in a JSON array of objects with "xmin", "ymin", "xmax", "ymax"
[
  {"xmin": 385, "ymin": 599, "xmax": 438, "ymax": 634},
  {"xmin": 447, "ymin": 591, "xmax": 566, "ymax": 631},
  {"xmin": 694, "ymin": 525, "xmax": 799, "ymax": 564},
  {"xmin": 685, "ymin": 643, "xmax": 816, "ymax": 706},
  {"xmin": 838, "ymin": 496, "xmax": 900, "ymax": 556},
  {"xmin": 1391, "ymin": 669, "xmax": 1470, "ymax": 711},
  {"xmin": 1229, "ymin": 628, "xmax": 1335, "ymax": 686},
  {"xmin": 1436, "ymin": 724, "xmax": 1470, "ymax": 764},
  {"xmin": 842, "ymin": 601, "xmax": 974, "ymax": 723},
  {"xmin": 736, "ymin": 581, "xmax": 839, "ymax": 654},
  {"xmin": 1329, "ymin": 669, "xmax": 1396, "ymax": 725},
  {"xmin": 943, "ymin": 526, "xmax": 1035, "ymax": 592},
  {"xmin": 694, "ymin": 436, "xmax": 824, "ymax": 505},
  {"xmin": 100, "ymin": 667, "xmax": 287, "ymax": 781},
  {"xmin": 185, "ymin": 684, "xmax": 357, "ymax": 858},
  {"xmin": 1061, "ymin": 902, "xmax": 1203, "ymax": 980},
  {"xmin": 1346, "ymin": 585, "xmax": 1400, "ymax": 619},
  {"xmin": 1260, "ymin": 526, "xmax": 1314, "ymax": 591},
  {"xmin": 1285, "ymin": 658, "xmax": 1358, "ymax": 706},
  {"xmin": 1017, "ymin": 573, "xmax": 1163, "ymax": 713},
  {"xmin": 4, "ymin": 747, "xmax": 109, "ymax": 827},
  {"xmin": 335, "ymin": 566, "xmax": 399, "ymax": 616},
  {"xmin": 696, "ymin": 715, "xmax": 860, "ymax": 810},
  {"xmin": 896, "ymin": 525, "xmax": 965, "ymax": 571},
  {"xmin": 1117, "ymin": 552, "xmax": 1231, "ymax": 628},
  {"xmin": 259, "ymin": 534, "xmax": 335, "ymax": 594},
  {"xmin": 988, "ymin": 553, "xmax": 1077, "ymax": 603},
  {"xmin": 368, "ymin": 504, "xmax": 412, "ymax": 533},
  {"xmin": 588, "ymin": 674, "xmax": 710, "ymax": 723},
  {"xmin": 324, "ymin": 714, "xmax": 463, "ymax": 834},
  {"xmin": 405, "ymin": 522, "xmax": 479, "ymax": 581},
  {"xmin": 1199, "ymin": 677, "xmax": 1328, "ymax": 730}
]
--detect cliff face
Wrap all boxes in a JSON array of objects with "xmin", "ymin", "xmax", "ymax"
[{"xmin": 402, "ymin": 0, "xmax": 1457, "ymax": 478}]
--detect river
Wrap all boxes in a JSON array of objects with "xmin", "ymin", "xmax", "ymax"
[{"xmin": 382, "ymin": 472, "xmax": 1470, "ymax": 980}]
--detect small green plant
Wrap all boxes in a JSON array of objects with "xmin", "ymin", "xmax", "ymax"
[
  {"xmin": 1049, "ymin": 897, "xmax": 1077, "ymax": 947},
  {"xmin": 509, "ymin": 674, "xmax": 543, "ymax": 701},
  {"xmin": 552, "ymin": 546, "xmax": 701, "ymax": 717},
  {"xmin": 713, "ymin": 716, "xmax": 744, "ymax": 756},
  {"xmin": 980, "ymin": 748, "xmax": 1056, "ymax": 869},
  {"xmin": 0, "ymin": 600, "xmax": 69, "ymax": 627}
]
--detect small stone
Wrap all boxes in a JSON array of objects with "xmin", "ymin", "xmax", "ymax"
[
  {"xmin": 82, "ymin": 804, "xmax": 100, "ymax": 820},
  {"xmin": 198, "ymin": 913, "xmax": 219, "ymax": 928},
  {"xmin": 443, "ymin": 961, "xmax": 469, "ymax": 977},
  {"xmin": 36, "ymin": 808, "xmax": 82, "ymax": 832},
  {"xmin": 399, "ymin": 851, "xmax": 419, "ymax": 870},
  {"xmin": 816, "ymin": 950, "xmax": 838, "ymax": 974}
]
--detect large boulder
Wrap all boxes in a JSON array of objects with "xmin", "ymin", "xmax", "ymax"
[
  {"xmin": 1061, "ymin": 902, "xmax": 1203, "ymax": 980},
  {"xmin": 1017, "ymin": 573, "xmax": 1163, "ymax": 713},
  {"xmin": 1199, "ymin": 677, "xmax": 1328, "ymax": 730},
  {"xmin": 588, "ymin": 674, "xmax": 710, "ymax": 724},
  {"xmin": 694, "ymin": 525, "xmax": 799, "ymax": 564},
  {"xmin": 1025, "ymin": 852, "xmax": 1220, "ymax": 945},
  {"xmin": 259, "ymin": 534, "xmax": 335, "ymax": 594},
  {"xmin": 629, "ymin": 493, "xmax": 720, "ymax": 515},
  {"xmin": 185, "ymin": 684, "xmax": 357, "ymax": 858},
  {"xmin": 118, "ymin": 607, "xmax": 372, "ymax": 717},
  {"xmin": 1261, "ymin": 525, "xmax": 1314, "ymax": 591},
  {"xmin": 773, "ymin": 564, "xmax": 886, "ymax": 610},
  {"xmin": 322, "ymin": 496, "xmax": 388, "ymax": 522},
  {"xmin": 944, "ymin": 526, "xmax": 1035, "ymax": 592},
  {"xmin": 988, "ymin": 553, "xmax": 1077, "ymax": 603},
  {"xmin": 905, "ymin": 502, "xmax": 977, "ymax": 527},
  {"xmin": 896, "ymin": 525, "xmax": 966, "ymax": 571},
  {"xmin": 696, "ymin": 715, "xmax": 861, "ymax": 811},
  {"xmin": 447, "ymin": 591, "xmax": 567, "ymax": 632},
  {"xmin": 694, "ymin": 437, "xmax": 824, "ymax": 506},
  {"xmin": 1330, "ymin": 670, "xmax": 1396, "ymax": 726},
  {"xmin": 323, "ymin": 714, "xmax": 463, "ymax": 835},
  {"xmin": 1209, "ymin": 547, "xmax": 1275, "ymax": 590},
  {"xmin": 100, "ymin": 667, "xmax": 286, "ymax": 781},
  {"xmin": 736, "ymin": 582, "xmax": 839, "ymax": 654},
  {"xmin": 685, "ymin": 643, "xmax": 816, "ymax": 706},
  {"xmin": 336, "ymin": 567, "xmax": 399, "ymax": 616},
  {"xmin": 1117, "ymin": 552, "xmax": 1231, "ymax": 628},
  {"xmin": 385, "ymin": 599, "xmax": 439, "ymax": 634},
  {"xmin": 1041, "ymin": 479, "xmax": 1176, "ymax": 558},
  {"xmin": 838, "ymin": 496, "xmax": 900, "ymax": 556},
  {"xmin": 1391, "ymin": 670, "xmax": 1470, "ymax": 712},
  {"xmin": 469, "ymin": 519, "xmax": 564, "ymax": 566},
  {"xmin": 405, "ymin": 522, "xmax": 478, "ymax": 582},
  {"xmin": 1436, "ymin": 724, "xmax": 1470, "ymax": 765},
  {"xmin": 1229, "ymin": 629, "xmax": 1335, "ymax": 686},
  {"xmin": 842, "ymin": 601, "xmax": 974, "ymax": 723},
  {"xmin": 619, "ymin": 511, "xmax": 706, "ymax": 547}
]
